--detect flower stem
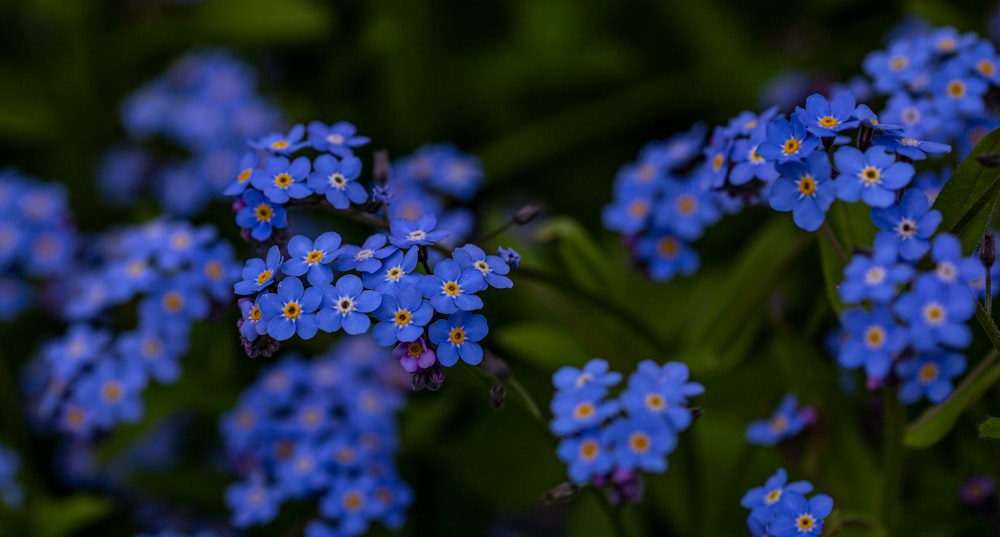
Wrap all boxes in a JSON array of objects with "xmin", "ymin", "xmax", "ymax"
[
  {"xmin": 879, "ymin": 384, "xmax": 905, "ymax": 533},
  {"xmin": 820, "ymin": 221, "xmax": 849, "ymax": 264},
  {"xmin": 514, "ymin": 266, "xmax": 669, "ymax": 352},
  {"xmin": 588, "ymin": 487, "xmax": 628, "ymax": 537}
]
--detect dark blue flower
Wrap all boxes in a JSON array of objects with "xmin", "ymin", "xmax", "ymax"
[
  {"xmin": 794, "ymin": 90, "xmax": 859, "ymax": 137},
  {"xmin": 757, "ymin": 116, "xmax": 821, "ymax": 163},
  {"xmin": 234, "ymin": 245, "xmax": 283, "ymax": 295},
  {"xmin": 896, "ymin": 351, "xmax": 966, "ymax": 404},
  {"xmin": 834, "ymin": 145, "xmax": 914, "ymax": 208},
  {"xmin": 770, "ymin": 151, "xmax": 836, "ymax": 231},
  {"xmin": 250, "ymin": 155, "xmax": 312, "ymax": 203},
  {"xmin": 235, "ymin": 189, "xmax": 288, "ymax": 241},
  {"xmin": 282, "ymin": 232, "xmax": 343, "ymax": 286},
  {"xmin": 417, "ymin": 259, "xmax": 485, "ymax": 313},
  {"xmin": 317, "ymin": 274, "xmax": 381, "ymax": 335},
  {"xmin": 388, "ymin": 215, "xmax": 450, "ymax": 248},
  {"xmin": 371, "ymin": 286, "xmax": 434, "ymax": 346},
  {"xmin": 258, "ymin": 276, "xmax": 323, "ymax": 341},
  {"xmin": 428, "ymin": 311, "xmax": 488, "ymax": 366},
  {"xmin": 336, "ymin": 233, "xmax": 397, "ymax": 273},
  {"xmin": 745, "ymin": 394, "xmax": 812, "ymax": 446},
  {"xmin": 839, "ymin": 305, "xmax": 908, "ymax": 380},
  {"xmin": 871, "ymin": 188, "xmax": 942, "ymax": 260},
  {"xmin": 307, "ymin": 154, "xmax": 366, "ymax": 209},
  {"xmin": 307, "ymin": 120, "xmax": 370, "ymax": 156}
]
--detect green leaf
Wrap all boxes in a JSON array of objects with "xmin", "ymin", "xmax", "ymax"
[
  {"xmin": 535, "ymin": 216, "xmax": 618, "ymax": 293},
  {"xmin": 30, "ymin": 495, "xmax": 112, "ymax": 537},
  {"xmin": 978, "ymin": 416, "xmax": 1000, "ymax": 439},
  {"xmin": 493, "ymin": 321, "xmax": 592, "ymax": 369},
  {"xmin": 187, "ymin": 0, "xmax": 330, "ymax": 43},
  {"xmin": 932, "ymin": 127, "xmax": 1000, "ymax": 253},
  {"xmin": 905, "ymin": 351, "xmax": 1000, "ymax": 448},
  {"xmin": 686, "ymin": 218, "xmax": 812, "ymax": 372}
]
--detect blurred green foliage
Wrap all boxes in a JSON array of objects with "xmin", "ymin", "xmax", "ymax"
[{"xmin": 4, "ymin": 0, "xmax": 1000, "ymax": 536}]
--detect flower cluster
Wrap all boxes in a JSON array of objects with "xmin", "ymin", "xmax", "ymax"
[
  {"xmin": 862, "ymin": 25, "xmax": 1000, "ymax": 156},
  {"xmin": 0, "ymin": 444, "xmax": 22, "ymax": 508},
  {"xmin": 228, "ymin": 121, "xmax": 516, "ymax": 388},
  {"xmin": 220, "ymin": 337, "xmax": 412, "ymax": 535},
  {"xmin": 836, "ymin": 228, "xmax": 977, "ymax": 404},
  {"xmin": 549, "ymin": 358, "xmax": 703, "ymax": 503},
  {"xmin": 0, "ymin": 169, "xmax": 78, "ymax": 320},
  {"xmin": 25, "ymin": 220, "xmax": 240, "ymax": 435},
  {"xmin": 745, "ymin": 394, "xmax": 817, "ymax": 446},
  {"xmin": 101, "ymin": 50, "xmax": 283, "ymax": 214},
  {"xmin": 741, "ymin": 468, "xmax": 833, "ymax": 537}
]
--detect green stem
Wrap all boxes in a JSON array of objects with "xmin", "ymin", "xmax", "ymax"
[
  {"xmin": 506, "ymin": 375, "xmax": 543, "ymax": 424},
  {"xmin": 588, "ymin": 487, "xmax": 628, "ymax": 537},
  {"xmin": 515, "ymin": 266, "xmax": 668, "ymax": 352},
  {"xmin": 986, "ymin": 264, "xmax": 993, "ymax": 318},
  {"xmin": 975, "ymin": 300, "xmax": 1000, "ymax": 352},
  {"xmin": 879, "ymin": 385, "xmax": 905, "ymax": 533},
  {"xmin": 820, "ymin": 221, "xmax": 849, "ymax": 264}
]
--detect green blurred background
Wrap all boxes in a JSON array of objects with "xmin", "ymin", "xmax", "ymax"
[{"xmin": 3, "ymin": 1, "xmax": 1000, "ymax": 536}]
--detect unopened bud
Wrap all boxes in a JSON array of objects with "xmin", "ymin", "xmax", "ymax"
[
  {"xmin": 981, "ymin": 232, "xmax": 996, "ymax": 268},
  {"xmin": 243, "ymin": 334, "xmax": 279, "ymax": 359},
  {"xmin": 690, "ymin": 407, "xmax": 703, "ymax": 422},
  {"xmin": 541, "ymin": 481, "xmax": 579, "ymax": 505},
  {"xmin": 514, "ymin": 203, "xmax": 544, "ymax": 225},
  {"xmin": 490, "ymin": 383, "xmax": 505, "ymax": 409},
  {"xmin": 412, "ymin": 365, "xmax": 445, "ymax": 391},
  {"xmin": 978, "ymin": 152, "xmax": 1000, "ymax": 167}
]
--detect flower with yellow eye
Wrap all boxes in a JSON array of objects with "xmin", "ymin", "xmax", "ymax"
[
  {"xmin": 769, "ymin": 152, "xmax": 835, "ymax": 232},
  {"xmin": 316, "ymin": 274, "xmax": 381, "ymax": 335},
  {"xmin": 418, "ymin": 259, "xmax": 485, "ymax": 314},
  {"xmin": 371, "ymin": 285, "xmax": 434, "ymax": 346},
  {"xmin": 235, "ymin": 245, "xmax": 283, "ymax": 295},
  {"xmin": 258, "ymin": 276, "xmax": 323, "ymax": 341},
  {"xmin": 896, "ymin": 351, "xmax": 966, "ymax": 404},
  {"xmin": 235, "ymin": 189, "xmax": 288, "ymax": 241},
  {"xmin": 282, "ymin": 232, "xmax": 344, "ymax": 286},
  {"xmin": 839, "ymin": 305, "xmax": 908, "ymax": 381},
  {"xmin": 757, "ymin": 116, "xmax": 820, "ymax": 164},
  {"xmin": 250, "ymin": 155, "xmax": 313, "ymax": 204},
  {"xmin": 428, "ymin": 311, "xmax": 488, "ymax": 366},
  {"xmin": 834, "ymin": 145, "xmax": 914, "ymax": 208}
]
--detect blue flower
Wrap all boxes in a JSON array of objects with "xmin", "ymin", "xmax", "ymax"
[
  {"xmin": 307, "ymin": 120, "xmax": 370, "ymax": 156},
  {"xmin": 770, "ymin": 151, "xmax": 836, "ymax": 231},
  {"xmin": 226, "ymin": 473, "xmax": 284, "ymax": 528},
  {"xmin": 223, "ymin": 151, "xmax": 259, "ymax": 197},
  {"xmin": 653, "ymin": 181, "xmax": 720, "ymax": 240},
  {"xmin": 896, "ymin": 351, "xmax": 966, "ymax": 404},
  {"xmin": 833, "ymin": 146, "xmax": 914, "ymax": 207},
  {"xmin": 116, "ymin": 327, "xmax": 185, "ymax": 383},
  {"xmin": 307, "ymin": 154, "xmax": 367, "ymax": 209},
  {"xmin": 238, "ymin": 296, "xmax": 266, "ymax": 342},
  {"xmin": 363, "ymin": 247, "xmax": 421, "ymax": 292},
  {"xmin": 757, "ymin": 116, "xmax": 820, "ymax": 163},
  {"xmin": 553, "ymin": 358, "xmax": 622, "ymax": 391},
  {"xmin": 871, "ymin": 188, "xmax": 942, "ymax": 260},
  {"xmin": 556, "ymin": 429, "xmax": 615, "ymax": 484},
  {"xmin": 336, "ymin": 233, "xmax": 397, "ymax": 273},
  {"xmin": 234, "ymin": 245, "xmax": 283, "ymax": 295},
  {"xmin": 606, "ymin": 415, "xmax": 677, "ymax": 473},
  {"xmin": 550, "ymin": 386, "xmax": 620, "ymax": 437},
  {"xmin": 235, "ymin": 189, "xmax": 288, "ymax": 241},
  {"xmin": 794, "ymin": 90, "xmax": 860, "ymax": 137},
  {"xmin": 251, "ymin": 124, "xmax": 306, "ymax": 154},
  {"xmin": 931, "ymin": 61, "xmax": 988, "ymax": 116},
  {"xmin": 418, "ymin": 259, "xmax": 485, "ymax": 314},
  {"xmin": 894, "ymin": 275, "xmax": 975, "ymax": 351},
  {"xmin": 768, "ymin": 491, "xmax": 833, "ymax": 537},
  {"xmin": 745, "ymin": 394, "xmax": 812, "ymax": 446},
  {"xmin": 282, "ymin": 232, "xmax": 343, "ymax": 286},
  {"xmin": 620, "ymin": 360, "xmax": 703, "ymax": 431},
  {"xmin": 76, "ymin": 359, "xmax": 147, "ymax": 428},
  {"xmin": 428, "ymin": 311, "xmax": 488, "ymax": 366},
  {"xmin": 729, "ymin": 129, "xmax": 780, "ymax": 186},
  {"xmin": 258, "ymin": 276, "xmax": 323, "ymax": 341},
  {"xmin": 388, "ymin": 215, "xmax": 450, "ymax": 248},
  {"xmin": 250, "ymin": 155, "xmax": 312, "ymax": 203},
  {"xmin": 927, "ymin": 233, "xmax": 982, "ymax": 286},
  {"xmin": 872, "ymin": 133, "xmax": 952, "ymax": 160},
  {"xmin": 602, "ymin": 190, "xmax": 654, "ymax": 234},
  {"xmin": 497, "ymin": 246, "xmax": 521, "ymax": 268},
  {"xmin": 838, "ymin": 235, "xmax": 913, "ymax": 303},
  {"xmin": 635, "ymin": 231, "xmax": 698, "ymax": 281},
  {"xmin": 317, "ymin": 274, "xmax": 382, "ymax": 335},
  {"xmin": 863, "ymin": 39, "xmax": 930, "ymax": 93},
  {"xmin": 741, "ymin": 468, "xmax": 813, "ymax": 511},
  {"xmin": 839, "ymin": 305, "xmax": 908, "ymax": 380},
  {"xmin": 371, "ymin": 286, "xmax": 434, "ymax": 346}
]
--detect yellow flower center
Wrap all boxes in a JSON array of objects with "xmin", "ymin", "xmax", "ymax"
[
  {"xmin": 712, "ymin": 153, "xmax": 724, "ymax": 172},
  {"xmin": 270, "ymin": 139, "xmax": 289, "ymax": 150},
  {"xmin": 798, "ymin": 175, "xmax": 817, "ymax": 196},
  {"xmin": 283, "ymin": 301, "xmax": 301, "ymax": 320},
  {"xmin": 449, "ymin": 326, "xmax": 466, "ymax": 345},
  {"xmin": 394, "ymin": 310, "xmax": 412, "ymax": 326},
  {"xmin": 143, "ymin": 339, "xmax": 162, "ymax": 357},
  {"xmin": 573, "ymin": 402, "xmax": 595, "ymax": 420},
  {"xmin": 249, "ymin": 304, "xmax": 263, "ymax": 322},
  {"xmin": 343, "ymin": 491, "xmax": 364, "ymax": 512},
  {"xmin": 306, "ymin": 250, "xmax": 324, "ymax": 264},
  {"xmin": 274, "ymin": 173, "xmax": 292, "ymax": 188},
  {"xmin": 978, "ymin": 59, "xmax": 996, "ymax": 77},
  {"xmin": 889, "ymin": 55, "xmax": 908, "ymax": 71},
  {"xmin": 637, "ymin": 164, "xmax": 655, "ymax": 182},
  {"xmin": 796, "ymin": 514, "xmax": 816, "ymax": 531},
  {"xmin": 407, "ymin": 342, "xmax": 424, "ymax": 357},
  {"xmin": 770, "ymin": 415, "xmax": 788, "ymax": 433},
  {"xmin": 444, "ymin": 281, "xmax": 461, "ymax": 296},
  {"xmin": 254, "ymin": 203, "xmax": 273, "ymax": 223},
  {"xmin": 782, "ymin": 137, "xmax": 801, "ymax": 156},
  {"xmin": 387, "ymin": 267, "xmax": 403, "ymax": 281},
  {"xmin": 923, "ymin": 303, "xmax": 946, "ymax": 325},
  {"xmin": 645, "ymin": 393, "xmax": 666, "ymax": 411},
  {"xmin": 919, "ymin": 362, "xmax": 940, "ymax": 383},
  {"xmin": 579, "ymin": 439, "xmax": 599, "ymax": 461},
  {"xmin": 206, "ymin": 261, "xmax": 223, "ymax": 280},
  {"xmin": 765, "ymin": 489, "xmax": 782, "ymax": 505},
  {"xmin": 629, "ymin": 199, "xmax": 649, "ymax": 218},
  {"xmin": 947, "ymin": 80, "xmax": 966, "ymax": 99},
  {"xmin": 676, "ymin": 195, "xmax": 697, "ymax": 215},
  {"xmin": 163, "ymin": 291, "xmax": 183, "ymax": 312},
  {"xmin": 238, "ymin": 168, "xmax": 252, "ymax": 183},
  {"xmin": 237, "ymin": 409, "xmax": 256, "ymax": 429},
  {"xmin": 864, "ymin": 326, "xmax": 885, "ymax": 349},
  {"xmin": 66, "ymin": 406, "xmax": 85, "ymax": 427},
  {"xmin": 860, "ymin": 166, "xmax": 881, "ymax": 185},
  {"xmin": 818, "ymin": 115, "xmax": 839, "ymax": 128},
  {"xmin": 255, "ymin": 270, "xmax": 272, "ymax": 285},
  {"xmin": 102, "ymin": 381, "xmax": 124, "ymax": 402},
  {"xmin": 628, "ymin": 432, "xmax": 651, "ymax": 454},
  {"xmin": 657, "ymin": 236, "xmax": 680, "ymax": 258}
]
